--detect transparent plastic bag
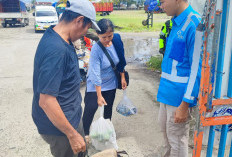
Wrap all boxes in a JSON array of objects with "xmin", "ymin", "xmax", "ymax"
[
  {"xmin": 90, "ymin": 106, "xmax": 118, "ymax": 151},
  {"xmin": 116, "ymin": 90, "xmax": 137, "ymax": 116}
]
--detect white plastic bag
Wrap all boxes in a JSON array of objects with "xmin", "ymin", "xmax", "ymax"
[
  {"xmin": 116, "ymin": 90, "xmax": 137, "ymax": 116},
  {"xmin": 90, "ymin": 106, "xmax": 118, "ymax": 151}
]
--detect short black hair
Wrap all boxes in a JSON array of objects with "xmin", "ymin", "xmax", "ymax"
[
  {"xmin": 60, "ymin": 10, "xmax": 91, "ymax": 27},
  {"xmin": 96, "ymin": 19, "xmax": 114, "ymax": 34}
]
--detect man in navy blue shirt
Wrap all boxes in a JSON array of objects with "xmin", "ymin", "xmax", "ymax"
[{"xmin": 32, "ymin": 0, "xmax": 100, "ymax": 156}]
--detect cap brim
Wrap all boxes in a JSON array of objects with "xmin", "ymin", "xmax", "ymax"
[{"xmin": 91, "ymin": 20, "xmax": 101, "ymax": 31}]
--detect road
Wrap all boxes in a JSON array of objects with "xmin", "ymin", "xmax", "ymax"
[{"xmin": 0, "ymin": 18, "xmax": 166, "ymax": 157}]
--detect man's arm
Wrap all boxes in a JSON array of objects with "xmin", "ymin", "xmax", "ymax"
[
  {"xmin": 175, "ymin": 27, "xmax": 201, "ymax": 123},
  {"xmin": 39, "ymin": 94, "xmax": 86, "ymax": 154}
]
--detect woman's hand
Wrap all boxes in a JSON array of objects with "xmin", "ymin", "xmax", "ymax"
[
  {"xmin": 97, "ymin": 95, "xmax": 107, "ymax": 106},
  {"xmin": 95, "ymin": 86, "xmax": 107, "ymax": 106},
  {"xmin": 121, "ymin": 72, "xmax": 127, "ymax": 90}
]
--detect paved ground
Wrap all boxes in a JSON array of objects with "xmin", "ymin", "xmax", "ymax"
[
  {"xmin": 0, "ymin": 17, "xmax": 166, "ymax": 157},
  {"xmin": 0, "ymin": 15, "xmax": 223, "ymax": 157}
]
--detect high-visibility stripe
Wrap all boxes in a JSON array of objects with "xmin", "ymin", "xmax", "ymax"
[
  {"xmin": 171, "ymin": 60, "xmax": 178, "ymax": 76},
  {"xmin": 184, "ymin": 30, "xmax": 202, "ymax": 100},
  {"xmin": 181, "ymin": 13, "xmax": 194, "ymax": 32},
  {"xmin": 181, "ymin": 13, "xmax": 201, "ymax": 32},
  {"xmin": 160, "ymin": 31, "xmax": 165, "ymax": 36},
  {"xmin": 161, "ymin": 72, "xmax": 189, "ymax": 83}
]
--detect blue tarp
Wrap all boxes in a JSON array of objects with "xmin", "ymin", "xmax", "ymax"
[
  {"xmin": 52, "ymin": 2, "xmax": 57, "ymax": 7},
  {"xmin": 20, "ymin": 0, "xmax": 26, "ymax": 12},
  {"xmin": 144, "ymin": 0, "xmax": 160, "ymax": 12},
  {"xmin": 2, "ymin": 0, "xmax": 26, "ymax": 12}
]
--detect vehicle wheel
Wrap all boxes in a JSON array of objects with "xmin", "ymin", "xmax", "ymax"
[
  {"xmin": 26, "ymin": 19, "xmax": 29, "ymax": 26},
  {"xmin": 21, "ymin": 22, "xmax": 25, "ymax": 27},
  {"xmin": 9, "ymin": 24, "xmax": 13, "ymax": 27},
  {"xmin": 2, "ymin": 23, "xmax": 7, "ymax": 28},
  {"xmin": 142, "ymin": 20, "xmax": 148, "ymax": 26},
  {"xmin": 106, "ymin": 12, "xmax": 110, "ymax": 15}
]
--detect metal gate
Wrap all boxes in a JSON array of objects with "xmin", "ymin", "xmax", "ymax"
[{"xmin": 192, "ymin": 0, "xmax": 232, "ymax": 156}]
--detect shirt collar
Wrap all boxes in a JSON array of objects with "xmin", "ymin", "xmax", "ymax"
[{"xmin": 173, "ymin": 5, "xmax": 192, "ymax": 26}]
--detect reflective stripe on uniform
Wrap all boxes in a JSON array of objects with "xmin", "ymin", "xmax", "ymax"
[
  {"xmin": 182, "ymin": 13, "xmax": 201, "ymax": 32},
  {"xmin": 161, "ymin": 72, "xmax": 189, "ymax": 83},
  {"xmin": 161, "ymin": 13, "xmax": 200, "ymax": 85},
  {"xmin": 184, "ymin": 30, "xmax": 202, "ymax": 100}
]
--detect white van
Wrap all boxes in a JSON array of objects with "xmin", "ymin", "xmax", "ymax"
[{"xmin": 34, "ymin": 6, "xmax": 58, "ymax": 33}]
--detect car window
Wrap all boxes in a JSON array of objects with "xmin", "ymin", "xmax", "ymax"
[{"xmin": 36, "ymin": 11, "xmax": 56, "ymax": 17}]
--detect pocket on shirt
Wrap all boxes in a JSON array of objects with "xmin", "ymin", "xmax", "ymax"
[{"xmin": 169, "ymin": 38, "xmax": 186, "ymax": 62}]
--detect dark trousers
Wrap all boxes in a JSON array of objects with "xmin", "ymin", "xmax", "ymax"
[
  {"xmin": 41, "ymin": 120, "xmax": 86, "ymax": 157},
  {"xmin": 82, "ymin": 89, "xmax": 116, "ymax": 135}
]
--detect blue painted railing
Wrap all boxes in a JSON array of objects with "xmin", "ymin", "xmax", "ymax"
[
  {"xmin": 215, "ymin": 0, "xmax": 230, "ymax": 98},
  {"xmin": 207, "ymin": 126, "xmax": 216, "ymax": 157},
  {"xmin": 227, "ymin": 51, "xmax": 232, "ymax": 97},
  {"xmin": 218, "ymin": 125, "xmax": 229, "ymax": 157}
]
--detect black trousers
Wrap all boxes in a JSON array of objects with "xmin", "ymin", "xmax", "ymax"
[
  {"xmin": 41, "ymin": 120, "xmax": 86, "ymax": 157},
  {"xmin": 82, "ymin": 89, "xmax": 116, "ymax": 135}
]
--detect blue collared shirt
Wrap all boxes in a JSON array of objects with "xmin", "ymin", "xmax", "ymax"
[{"xmin": 157, "ymin": 5, "xmax": 202, "ymax": 107}]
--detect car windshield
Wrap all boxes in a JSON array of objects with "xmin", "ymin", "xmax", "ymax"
[{"xmin": 36, "ymin": 11, "xmax": 56, "ymax": 17}]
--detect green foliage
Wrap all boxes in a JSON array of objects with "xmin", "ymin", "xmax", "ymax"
[
  {"xmin": 31, "ymin": 0, "xmax": 36, "ymax": 5},
  {"xmin": 58, "ymin": 0, "xmax": 68, "ymax": 3},
  {"xmin": 147, "ymin": 55, "xmax": 163, "ymax": 71},
  {"xmin": 96, "ymin": 10, "xmax": 168, "ymax": 32}
]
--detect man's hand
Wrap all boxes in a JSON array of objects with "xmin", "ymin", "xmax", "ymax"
[
  {"xmin": 174, "ymin": 101, "xmax": 189, "ymax": 123},
  {"xmin": 97, "ymin": 95, "xmax": 107, "ymax": 106},
  {"xmin": 39, "ymin": 94, "xmax": 86, "ymax": 154},
  {"xmin": 67, "ymin": 131, "xmax": 86, "ymax": 154}
]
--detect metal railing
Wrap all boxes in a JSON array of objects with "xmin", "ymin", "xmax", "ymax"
[{"xmin": 192, "ymin": 0, "xmax": 232, "ymax": 156}]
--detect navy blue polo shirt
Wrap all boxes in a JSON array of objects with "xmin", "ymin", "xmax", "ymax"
[{"xmin": 32, "ymin": 26, "xmax": 82, "ymax": 136}]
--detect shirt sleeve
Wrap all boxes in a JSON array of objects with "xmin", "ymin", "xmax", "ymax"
[
  {"xmin": 115, "ymin": 33, "xmax": 127, "ymax": 72},
  {"xmin": 88, "ymin": 44, "xmax": 102, "ymax": 86},
  {"xmin": 37, "ymin": 48, "xmax": 65, "ymax": 97},
  {"xmin": 183, "ymin": 27, "xmax": 202, "ymax": 104}
]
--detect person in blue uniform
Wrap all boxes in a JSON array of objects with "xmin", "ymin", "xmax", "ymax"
[{"xmin": 157, "ymin": 0, "xmax": 202, "ymax": 156}]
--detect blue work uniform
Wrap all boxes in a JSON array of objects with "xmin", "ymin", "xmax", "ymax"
[{"xmin": 157, "ymin": 5, "xmax": 202, "ymax": 107}]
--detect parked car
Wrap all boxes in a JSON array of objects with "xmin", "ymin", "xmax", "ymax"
[
  {"xmin": 128, "ymin": 4, "xmax": 137, "ymax": 10},
  {"xmin": 33, "ymin": 6, "xmax": 58, "ymax": 33},
  {"xmin": 120, "ymin": 3, "xmax": 127, "ymax": 10}
]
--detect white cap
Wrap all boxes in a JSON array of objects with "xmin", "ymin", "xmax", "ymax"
[{"xmin": 65, "ymin": 0, "xmax": 101, "ymax": 31}]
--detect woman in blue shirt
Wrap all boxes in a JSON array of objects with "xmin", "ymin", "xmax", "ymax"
[{"xmin": 82, "ymin": 19, "xmax": 127, "ymax": 141}]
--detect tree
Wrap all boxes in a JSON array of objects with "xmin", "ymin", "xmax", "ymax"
[{"xmin": 31, "ymin": 0, "xmax": 36, "ymax": 5}]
